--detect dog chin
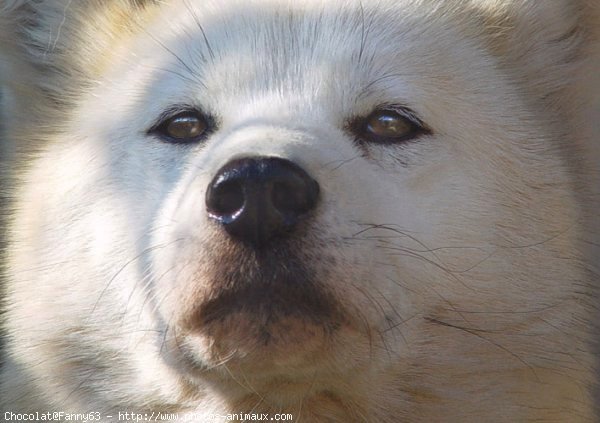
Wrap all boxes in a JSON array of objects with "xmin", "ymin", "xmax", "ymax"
[{"xmin": 168, "ymin": 241, "xmax": 353, "ymax": 374}]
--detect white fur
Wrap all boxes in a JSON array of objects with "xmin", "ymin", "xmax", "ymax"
[{"xmin": 1, "ymin": 0, "xmax": 599, "ymax": 421}]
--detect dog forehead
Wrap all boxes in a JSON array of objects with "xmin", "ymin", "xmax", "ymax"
[
  {"xmin": 143, "ymin": 1, "xmax": 432, "ymax": 87},
  {"xmin": 122, "ymin": 0, "xmax": 456, "ymax": 120}
]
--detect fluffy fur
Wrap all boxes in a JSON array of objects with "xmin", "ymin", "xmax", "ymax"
[{"xmin": 1, "ymin": 0, "xmax": 599, "ymax": 421}]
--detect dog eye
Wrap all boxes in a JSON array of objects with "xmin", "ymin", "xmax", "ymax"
[
  {"xmin": 353, "ymin": 108, "xmax": 426, "ymax": 144},
  {"xmin": 367, "ymin": 110, "xmax": 413, "ymax": 137},
  {"xmin": 152, "ymin": 111, "xmax": 209, "ymax": 143}
]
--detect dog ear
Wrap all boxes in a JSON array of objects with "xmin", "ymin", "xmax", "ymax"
[
  {"xmin": 0, "ymin": 0, "xmax": 157, "ymax": 104},
  {"xmin": 469, "ymin": 0, "xmax": 600, "ymax": 196},
  {"xmin": 1, "ymin": 0, "xmax": 84, "ymax": 89},
  {"xmin": 466, "ymin": 0, "xmax": 599, "ymax": 111},
  {"xmin": 0, "ymin": 0, "xmax": 159, "ymax": 161},
  {"xmin": 0, "ymin": 0, "xmax": 157, "ymax": 71}
]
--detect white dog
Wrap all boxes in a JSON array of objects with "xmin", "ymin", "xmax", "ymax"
[{"xmin": 1, "ymin": 0, "xmax": 599, "ymax": 421}]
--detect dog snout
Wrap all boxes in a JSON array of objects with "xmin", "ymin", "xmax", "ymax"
[{"xmin": 205, "ymin": 156, "xmax": 320, "ymax": 247}]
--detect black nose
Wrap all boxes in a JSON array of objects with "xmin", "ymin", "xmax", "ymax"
[{"xmin": 206, "ymin": 157, "xmax": 320, "ymax": 247}]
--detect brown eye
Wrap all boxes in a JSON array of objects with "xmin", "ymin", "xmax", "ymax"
[
  {"xmin": 367, "ymin": 110, "xmax": 414, "ymax": 137},
  {"xmin": 153, "ymin": 110, "xmax": 210, "ymax": 143},
  {"xmin": 352, "ymin": 108, "xmax": 426, "ymax": 144}
]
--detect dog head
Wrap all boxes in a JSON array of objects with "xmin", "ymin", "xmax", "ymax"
[{"xmin": 2, "ymin": 0, "xmax": 598, "ymax": 419}]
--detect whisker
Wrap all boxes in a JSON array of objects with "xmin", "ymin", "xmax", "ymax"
[
  {"xmin": 183, "ymin": 0, "xmax": 216, "ymax": 62},
  {"xmin": 91, "ymin": 238, "xmax": 184, "ymax": 316},
  {"xmin": 425, "ymin": 317, "xmax": 540, "ymax": 381}
]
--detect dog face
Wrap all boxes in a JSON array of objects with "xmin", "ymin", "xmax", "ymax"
[{"xmin": 1, "ymin": 0, "xmax": 598, "ymax": 420}]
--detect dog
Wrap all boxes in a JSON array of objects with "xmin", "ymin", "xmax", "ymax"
[{"xmin": 1, "ymin": 0, "xmax": 599, "ymax": 421}]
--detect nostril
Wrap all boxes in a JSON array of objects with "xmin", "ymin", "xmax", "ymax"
[{"xmin": 206, "ymin": 179, "xmax": 245, "ymax": 219}]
